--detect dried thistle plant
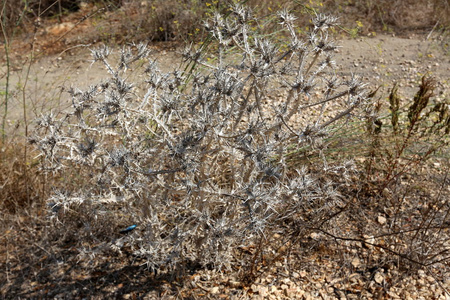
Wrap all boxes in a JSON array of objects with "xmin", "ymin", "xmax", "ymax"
[{"xmin": 32, "ymin": 5, "xmax": 372, "ymax": 275}]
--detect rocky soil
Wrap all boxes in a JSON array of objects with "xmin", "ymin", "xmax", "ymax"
[
  {"xmin": 1, "ymin": 15, "xmax": 449, "ymax": 300},
  {"xmin": 1, "ymin": 32, "xmax": 449, "ymax": 133}
]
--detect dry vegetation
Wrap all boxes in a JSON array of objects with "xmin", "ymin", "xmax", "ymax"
[{"xmin": 1, "ymin": 1, "xmax": 449, "ymax": 299}]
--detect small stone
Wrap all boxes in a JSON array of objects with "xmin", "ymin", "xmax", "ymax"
[
  {"xmin": 351, "ymin": 257, "xmax": 361, "ymax": 268},
  {"xmin": 378, "ymin": 215, "xmax": 387, "ymax": 225},
  {"xmin": 374, "ymin": 272, "xmax": 384, "ymax": 284},
  {"xmin": 259, "ymin": 286, "xmax": 268, "ymax": 297},
  {"xmin": 426, "ymin": 276, "xmax": 435, "ymax": 283}
]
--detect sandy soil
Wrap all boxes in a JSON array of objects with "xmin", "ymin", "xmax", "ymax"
[{"xmin": 1, "ymin": 32, "xmax": 449, "ymax": 137}]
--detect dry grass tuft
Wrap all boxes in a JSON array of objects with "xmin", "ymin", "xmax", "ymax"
[{"xmin": 0, "ymin": 140, "xmax": 44, "ymax": 213}]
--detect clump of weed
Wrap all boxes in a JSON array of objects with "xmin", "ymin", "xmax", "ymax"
[
  {"xmin": 366, "ymin": 75, "xmax": 449, "ymax": 187},
  {"xmin": 0, "ymin": 140, "xmax": 44, "ymax": 213},
  {"xmin": 29, "ymin": 5, "xmax": 450, "ymax": 292},
  {"xmin": 354, "ymin": 75, "xmax": 450, "ymax": 276},
  {"xmin": 32, "ymin": 4, "xmax": 370, "ymax": 276}
]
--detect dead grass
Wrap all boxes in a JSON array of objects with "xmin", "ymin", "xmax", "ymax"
[
  {"xmin": 318, "ymin": 0, "xmax": 449, "ymax": 33},
  {"xmin": 0, "ymin": 140, "xmax": 44, "ymax": 213},
  {"xmin": 1, "ymin": 0, "xmax": 449, "ymax": 47}
]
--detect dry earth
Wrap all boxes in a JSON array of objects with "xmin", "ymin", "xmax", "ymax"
[
  {"xmin": 1, "ymin": 26, "xmax": 449, "ymax": 299},
  {"xmin": 1, "ymin": 32, "xmax": 449, "ymax": 135}
]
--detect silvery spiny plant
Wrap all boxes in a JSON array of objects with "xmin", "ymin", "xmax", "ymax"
[{"xmin": 31, "ymin": 5, "xmax": 372, "ymax": 275}]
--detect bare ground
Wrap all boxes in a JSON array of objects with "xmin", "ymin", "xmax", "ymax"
[
  {"xmin": 1, "ymin": 31, "xmax": 449, "ymax": 132},
  {"xmin": 1, "ymin": 19, "xmax": 449, "ymax": 300}
]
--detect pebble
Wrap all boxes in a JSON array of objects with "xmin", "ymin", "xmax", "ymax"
[
  {"xmin": 351, "ymin": 257, "xmax": 361, "ymax": 268},
  {"xmin": 377, "ymin": 215, "xmax": 387, "ymax": 225},
  {"xmin": 374, "ymin": 271, "xmax": 385, "ymax": 284}
]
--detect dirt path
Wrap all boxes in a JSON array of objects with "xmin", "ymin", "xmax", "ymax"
[
  {"xmin": 336, "ymin": 34, "xmax": 449, "ymax": 97},
  {"xmin": 1, "ymin": 33, "xmax": 449, "ymax": 136}
]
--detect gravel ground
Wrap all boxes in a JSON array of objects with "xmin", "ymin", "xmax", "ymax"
[
  {"xmin": 2, "ymin": 32, "xmax": 449, "ymax": 129},
  {"xmin": 1, "ymin": 31, "xmax": 449, "ymax": 299}
]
